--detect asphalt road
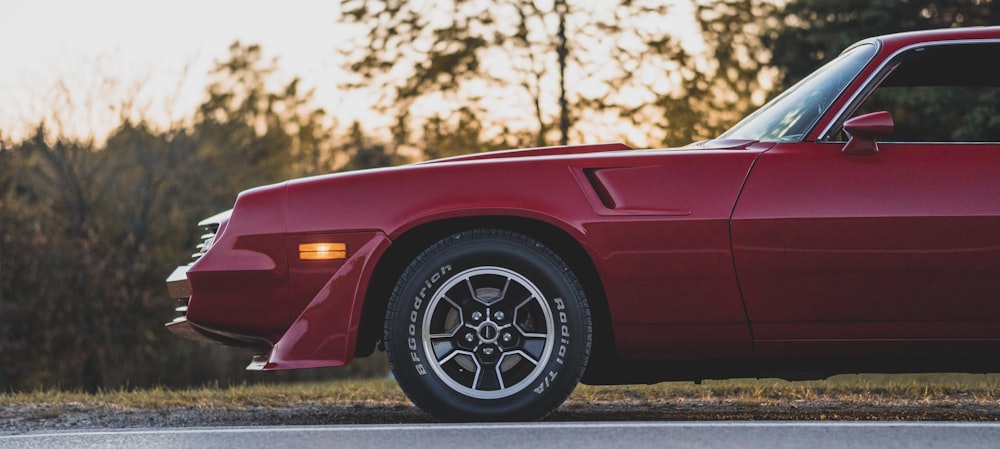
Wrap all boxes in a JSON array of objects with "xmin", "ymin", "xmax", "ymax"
[{"xmin": 4, "ymin": 422, "xmax": 1000, "ymax": 449}]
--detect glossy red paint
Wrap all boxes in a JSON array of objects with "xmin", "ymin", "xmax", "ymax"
[
  {"xmin": 267, "ymin": 233, "xmax": 391, "ymax": 369},
  {"xmin": 842, "ymin": 111, "xmax": 893, "ymax": 154},
  {"xmin": 183, "ymin": 185, "xmax": 289, "ymax": 340},
  {"xmin": 277, "ymin": 145, "xmax": 767, "ymax": 365},
  {"xmin": 733, "ymin": 142, "xmax": 1000, "ymax": 358},
  {"xmin": 167, "ymin": 27, "xmax": 1000, "ymax": 384}
]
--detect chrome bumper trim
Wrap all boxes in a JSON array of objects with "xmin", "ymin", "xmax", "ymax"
[{"xmin": 166, "ymin": 265, "xmax": 192, "ymax": 299}]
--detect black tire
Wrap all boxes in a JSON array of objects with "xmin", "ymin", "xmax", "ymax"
[{"xmin": 384, "ymin": 229, "xmax": 592, "ymax": 422}]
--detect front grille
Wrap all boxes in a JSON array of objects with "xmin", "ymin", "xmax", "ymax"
[
  {"xmin": 173, "ymin": 220, "xmax": 212, "ymax": 316},
  {"xmin": 173, "ymin": 302, "xmax": 189, "ymax": 319},
  {"xmin": 168, "ymin": 210, "xmax": 232, "ymax": 323},
  {"xmin": 189, "ymin": 209, "xmax": 231, "ymax": 261},
  {"xmin": 192, "ymin": 222, "xmax": 220, "ymax": 261}
]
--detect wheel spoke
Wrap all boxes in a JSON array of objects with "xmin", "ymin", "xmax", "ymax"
[
  {"xmin": 499, "ymin": 276, "xmax": 512, "ymax": 301},
  {"xmin": 465, "ymin": 278, "xmax": 478, "ymax": 304},
  {"xmin": 440, "ymin": 350, "xmax": 479, "ymax": 373},
  {"xmin": 475, "ymin": 362, "xmax": 505, "ymax": 391},
  {"xmin": 442, "ymin": 295, "xmax": 463, "ymax": 316},
  {"xmin": 521, "ymin": 336, "xmax": 547, "ymax": 360},
  {"xmin": 430, "ymin": 336, "xmax": 455, "ymax": 360},
  {"xmin": 503, "ymin": 350, "xmax": 539, "ymax": 368},
  {"xmin": 426, "ymin": 295, "xmax": 464, "ymax": 338},
  {"xmin": 514, "ymin": 294, "xmax": 534, "ymax": 311}
]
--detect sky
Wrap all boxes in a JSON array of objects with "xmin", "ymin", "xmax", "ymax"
[
  {"xmin": 0, "ymin": 0, "xmax": 349, "ymax": 141},
  {"xmin": 0, "ymin": 0, "xmax": 704, "ymax": 144}
]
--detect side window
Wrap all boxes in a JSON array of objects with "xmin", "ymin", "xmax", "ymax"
[{"xmin": 849, "ymin": 43, "xmax": 1000, "ymax": 143}]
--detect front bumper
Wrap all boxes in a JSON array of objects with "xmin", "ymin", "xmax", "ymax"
[
  {"xmin": 163, "ymin": 201, "xmax": 391, "ymax": 371},
  {"xmin": 163, "ymin": 210, "xmax": 227, "ymax": 339},
  {"xmin": 163, "ymin": 209, "xmax": 272, "ymax": 351},
  {"xmin": 165, "ymin": 263, "xmax": 273, "ymax": 352}
]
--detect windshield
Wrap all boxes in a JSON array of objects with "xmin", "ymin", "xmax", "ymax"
[{"xmin": 719, "ymin": 43, "xmax": 877, "ymax": 142}]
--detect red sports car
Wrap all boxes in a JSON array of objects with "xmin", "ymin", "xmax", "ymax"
[{"xmin": 167, "ymin": 27, "xmax": 1000, "ymax": 421}]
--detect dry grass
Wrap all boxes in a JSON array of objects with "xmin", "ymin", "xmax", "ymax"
[
  {"xmin": 570, "ymin": 374, "xmax": 1000, "ymax": 405},
  {"xmin": 2, "ymin": 374, "xmax": 999, "ymax": 410},
  {"xmin": 0, "ymin": 378, "xmax": 408, "ymax": 409}
]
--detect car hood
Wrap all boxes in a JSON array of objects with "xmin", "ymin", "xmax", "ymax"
[
  {"xmin": 420, "ymin": 139, "xmax": 761, "ymax": 165},
  {"xmin": 419, "ymin": 143, "xmax": 634, "ymax": 164}
]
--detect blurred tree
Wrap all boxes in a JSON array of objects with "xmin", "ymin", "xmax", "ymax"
[
  {"xmin": 687, "ymin": 0, "xmax": 1000, "ymax": 141},
  {"xmin": 193, "ymin": 42, "xmax": 333, "ymax": 195},
  {"xmin": 0, "ymin": 42, "xmax": 383, "ymax": 391},
  {"xmin": 340, "ymin": 0, "xmax": 698, "ymax": 149},
  {"xmin": 0, "ymin": 134, "xmax": 11, "ymax": 392},
  {"xmin": 419, "ymin": 107, "xmax": 520, "ymax": 160},
  {"xmin": 769, "ymin": 0, "xmax": 1000, "ymax": 89},
  {"xmin": 338, "ymin": 120, "xmax": 409, "ymax": 171},
  {"xmin": 0, "ymin": 128, "xmax": 115, "ymax": 389},
  {"xmin": 688, "ymin": 0, "xmax": 781, "ymax": 139}
]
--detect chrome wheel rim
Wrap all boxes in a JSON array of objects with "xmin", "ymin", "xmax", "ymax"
[{"xmin": 421, "ymin": 266, "xmax": 555, "ymax": 399}]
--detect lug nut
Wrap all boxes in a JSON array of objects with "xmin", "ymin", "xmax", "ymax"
[
  {"xmin": 482, "ymin": 347, "xmax": 495, "ymax": 355},
  {"xmin": 493, "ymin": 311, "xmax": 505, "ymax": 321},
  {"xmin": 501, "ymin": 332, "xmax": 513, "ymax": 343},
  {"xmin": 465, "ymin": 333, "xmax": 475, "ymax": 343},
  {"xmin": 471, "ymin": 311, "xmax": 483, "ymax": 321}
]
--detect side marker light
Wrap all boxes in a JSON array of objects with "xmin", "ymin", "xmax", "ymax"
[{"xmin": 299, "ymin": 242, "xmax": 347, "ymax": 260}]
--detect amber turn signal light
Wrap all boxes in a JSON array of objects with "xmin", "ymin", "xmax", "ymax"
[{"xmin": 299, "ymin": 242, "xmax": 347, "ymax": 260}]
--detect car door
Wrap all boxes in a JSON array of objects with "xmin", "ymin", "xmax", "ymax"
[{"xmin": 731, "ymin": 41, "xmax": 1000, "ymax": 358}]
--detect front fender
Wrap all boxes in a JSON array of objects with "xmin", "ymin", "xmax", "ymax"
[{"xmin": 253, "ymin": 233, "xmax": 391, "ymax": 370}]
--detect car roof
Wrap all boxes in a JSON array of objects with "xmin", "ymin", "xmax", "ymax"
[{"xmin": 865, "ymin": 26, "xmax": 1000, "ymax": 51}]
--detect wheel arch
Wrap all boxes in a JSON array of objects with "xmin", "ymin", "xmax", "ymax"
[{"xmin": 353, "ymin": 216, "xmax": 616, "ymax": 377}]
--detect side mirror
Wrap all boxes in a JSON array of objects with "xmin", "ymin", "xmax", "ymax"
[{"xmin": 842, "ymin": 111, "xmax": 894, "ymax": 155}]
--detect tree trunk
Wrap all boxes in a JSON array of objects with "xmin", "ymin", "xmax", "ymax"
[
  {"xmin": 0, "ymin": 236, "xmax": 6, "ymax": 392},
  {"xmin": 556, "ymin": 0, "xmax": 570, "ymax": 146}
]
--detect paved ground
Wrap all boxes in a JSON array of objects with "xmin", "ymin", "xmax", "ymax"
[
  {"xmin": 4, "ymin": 398, "xmax": 1000, "ymax": 435},
  {"xmin": 6, "ymin": 422, "xmax": 1000, "ymax": 449}
]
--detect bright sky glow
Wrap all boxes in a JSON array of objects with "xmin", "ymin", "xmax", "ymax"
[
  {"xmin": 0, "ymin": 0, "xmax": 348, "ymax": 141},
  {"xmin": 0, "ymin": 0, "xmax": 705, "ymax": 145}
]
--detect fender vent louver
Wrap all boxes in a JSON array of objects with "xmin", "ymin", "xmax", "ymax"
[{"xmin": 583, "ymin": 168, "xmax": 617, "ymax": 209}]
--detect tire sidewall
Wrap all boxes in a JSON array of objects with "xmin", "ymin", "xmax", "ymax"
[{"xmin": 386, "ymin": 231, "xmax": 589, "ymax": 421}]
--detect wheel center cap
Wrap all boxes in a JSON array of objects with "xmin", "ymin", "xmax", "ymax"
[{"xmin": 478, "ymin": 322, "xmax": 499, "ymax": 342}]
